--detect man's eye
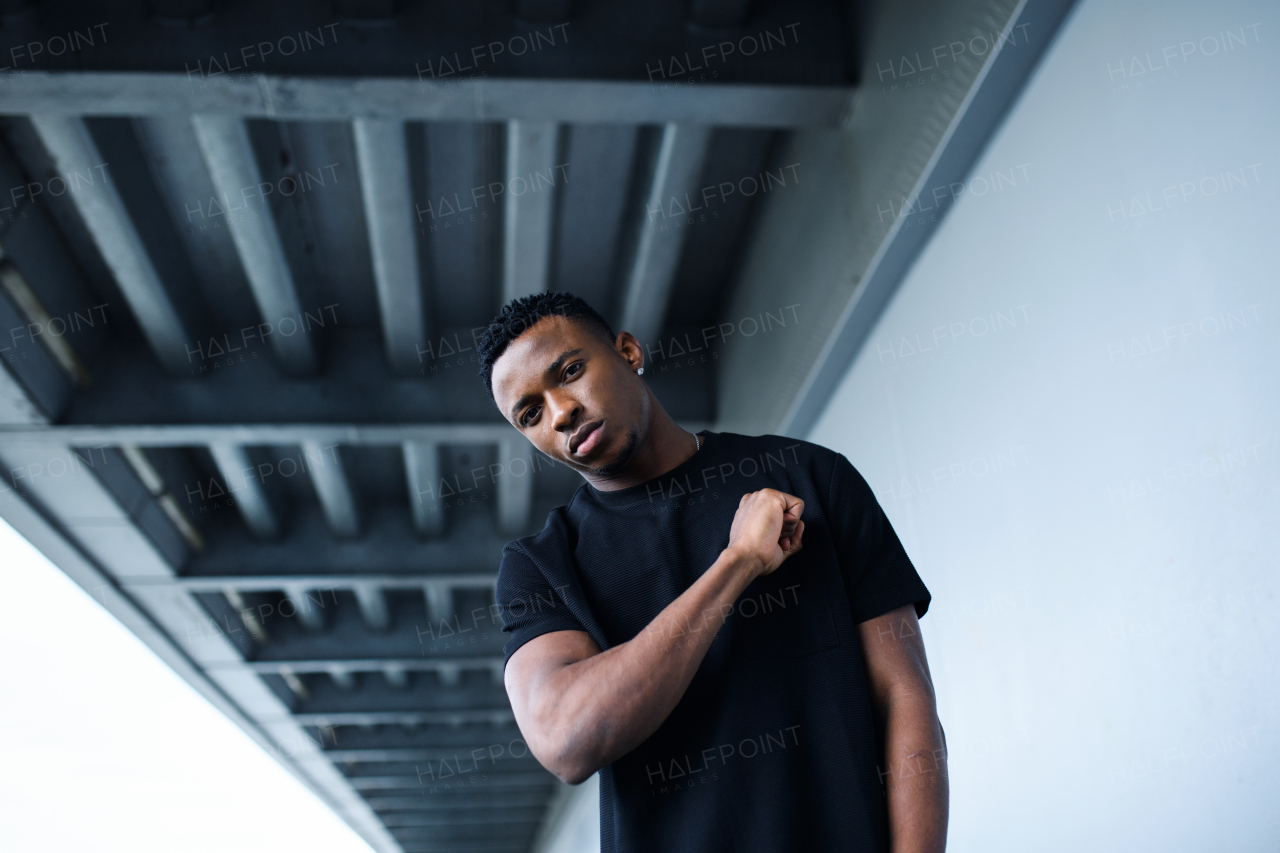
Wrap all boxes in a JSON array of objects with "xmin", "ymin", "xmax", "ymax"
[
  {"xmin": 565, "ymin": 362, "xmax": 582, "ymax": 379},
  {"xmin": 521, "ymin": 407, "xmax": 539, "ymax": 426}
]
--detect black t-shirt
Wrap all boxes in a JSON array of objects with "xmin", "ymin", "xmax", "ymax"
[{"xmin": 496, "ymin": 431, "xmax": 930, "ymax": 853}]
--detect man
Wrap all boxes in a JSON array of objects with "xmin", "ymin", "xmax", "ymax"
[{"xmin": 477, "ymin": 292, "xmax": 947, "ymax": 852}]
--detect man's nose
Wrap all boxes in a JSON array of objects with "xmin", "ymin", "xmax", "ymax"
[{"xmin": 547, "ymin": 392, "xmax": 580, "ymax": 430}]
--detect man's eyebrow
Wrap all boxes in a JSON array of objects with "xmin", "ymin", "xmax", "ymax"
[{"xmin": 508, "ymin": 348, "xmax": 584, "ymax": 422}]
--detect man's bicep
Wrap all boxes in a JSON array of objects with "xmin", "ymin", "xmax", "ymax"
[{"xmin": 857, "ymin": 604, "xmax": 935, "ymax": 711}]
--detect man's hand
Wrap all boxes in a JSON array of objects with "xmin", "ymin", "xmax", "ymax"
[{"xmin": 727, "ymin": 488, "xmax": 806, "ymax": 577}]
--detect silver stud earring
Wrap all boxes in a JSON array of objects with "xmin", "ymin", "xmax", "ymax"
[{"xmin": 637, "ymin": 367, "xmax": 645, "ymax": 375}]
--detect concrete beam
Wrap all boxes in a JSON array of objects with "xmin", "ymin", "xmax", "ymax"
[
  {"xmin": 619, "ymin": 123, "xmax": 712, "ymax": 346},
  {"xmin": 208, "ymin": 443, "xmax": 279, "ymax": 538},
  {"xmin": 381, "ymin": 807, "xmax": 545, "ymax": 827},
  {"xmin": 382, "ymin": 664, "xmax": 408, "ymax": 689},
  {"xmin": 28, "ymin": 331, "xmax": 714, "ymax": 425},
  {"xmin": 0, "ymin": 268, "xmax": 70, "ymax": 421},
  {"xmin": 218, "ymin": 657, "xmax": 504, "ymax": 675},
  {"xmin": 176, "ymin": 503, "xmax": 509, "ymax": 576},
  {"xmin": 123, "ymin": 574, "xmax": 498, "ymax": 592},
  {"xmin": 402, "ymin": 441, "xmax": 444, "ymax": 537},
  {"xmin": 422, "ymin": 582, "xmax": 455, "ymax": 625},
  {"xmin": 290, "ymin": 710, "xmax": 515, "ymax": 726},
  {"xmin": 326, "ymin": 749, "xmax": 532, "ymax": 764},
  {"xmin": 0, "ymin": 420, "xmax": 710, "ymax": 449},
  {"xmin": 354, "ymin": 119, "xmax": 427, "ymax": 375},
  {"xmin": 301, "ymin": 440, "xmax": 361, "ymax": 538},
  {"xmin": 297, "ymin": 672, "xmax": 508, "ymax": 711},
  {"xmin": 9, "ymin": 73, "xmax": 856, "ymax": 127},
  {"xmin": 352, "ymin": 582, "xmax": 390, "ymax": 631},
  {"xmin": 327, "ymin": 664, "xmax": 357, "ymax": 691},
  {"xmin": 496, "ymin": 438, "xmax": 534, "ymax": 535},
  {"xmin": 502, "ymin": 121, "xmax": 559, "ymax": 303},
  {"xmin": 0, "ymin": 422, "xmax": 515, "ymax": 448},
  {"xmin": 355, "ymin": 775, "xmax": 550, "ymax": 791},
  {"xmin": 282, "ymin": 584, "xmax": 328, "ymax": 631},
  {"xmin": 367, "ymin": 792, "xmax": 549, "ymax": 811},
  {"xmin": 191, "ymin": 115, "xmax": 316, "ymax": 376},
  {"xmin": 132, "ymin": 116, "xmax": 256, "ymax": 330},
  {"xmin": 29, "ymin": 116, "xmax": 192, "ymax": 373},
  {"xmin": 315, "ymin": 724, "xmax": 524, "ymax": 752},
  {"xmin": 0, "ymin": 252, "xmax": 82, "ymax": 415},
  {"xmin": 0, "ymin": 361, "xmax": 44, "ymax": 424},
  {"xmin": 0, "ymin": 444, "xmax": 177, "ymax": 579}
]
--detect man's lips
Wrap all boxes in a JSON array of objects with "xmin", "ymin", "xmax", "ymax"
[{"xmin": 569, "ymin": 420, "xmax": 603, "ymax": 456}]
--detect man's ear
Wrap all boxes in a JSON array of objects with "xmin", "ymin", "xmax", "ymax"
[{"xmin": 615, "ymin": 331, "xmax": 644, "ymax": 372}]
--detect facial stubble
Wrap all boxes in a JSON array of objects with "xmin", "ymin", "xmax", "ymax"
[{"xmin": 590, "ymin": 425, "xmax": 639, "ymax": 478}]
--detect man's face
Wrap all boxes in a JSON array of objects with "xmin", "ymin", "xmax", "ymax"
[{"xmin": 491, "ymin": 315, "xmax": 648, "ymax": 477}]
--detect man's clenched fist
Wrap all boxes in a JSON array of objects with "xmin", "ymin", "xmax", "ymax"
[{"xmin": 726, "ymin": 488, "xmax": 805, "ymax": 578}]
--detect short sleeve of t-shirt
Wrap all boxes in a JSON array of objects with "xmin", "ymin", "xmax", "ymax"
[
  {"xmin": 496, "ymin": 542, "xmax": 590, "ymax": 665},
  {"xmin": 825, "ymin": 452, "xmax": 931, "ymax": 622}
]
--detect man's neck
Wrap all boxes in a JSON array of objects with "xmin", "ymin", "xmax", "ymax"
[{"xmin": 583, "ymin": 409, "xmax": 697, "ymax": 492}]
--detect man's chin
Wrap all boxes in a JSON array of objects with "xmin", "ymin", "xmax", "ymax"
[{"xmin": 590, "ymin": 426, "xmax": 638, "ymax": 478}]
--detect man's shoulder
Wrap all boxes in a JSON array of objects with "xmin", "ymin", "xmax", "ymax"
[
  {"xmin": 711, "ymin": 431, "xmax": 842, "ymax": 468},
  {"xmin": 499, "ymin": 503, "xmax": 578, "ymax": 577}
]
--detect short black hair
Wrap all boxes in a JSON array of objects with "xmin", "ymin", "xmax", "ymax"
[{"xmin": 476, "ymin": 291, "xmax": 616, "ymax": 401}]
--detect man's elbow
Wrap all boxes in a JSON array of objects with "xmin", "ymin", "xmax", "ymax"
[
  {"xmin": 523, "ymin": 712, "xmax": 604, "ymax": 785},
  {"xmin": 554, "ymin": 763, "xmax": 597, "ymax": 786},
  {"xmin": 543, "ymin": 740, "xmax": 602, "ymax": 785}
]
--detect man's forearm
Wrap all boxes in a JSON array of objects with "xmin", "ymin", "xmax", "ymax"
[
  {"xmin": 539, "ymin": 547, "xmax": 759, "ymax": 780},
  {"xmin": 882, "ymin": 691, "xmax": 948, "ymax": 853}
]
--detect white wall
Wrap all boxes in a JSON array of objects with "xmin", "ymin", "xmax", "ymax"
[
  {"xmin": 532, "ymin": 775, "xmax": 600, "ymax": 853},
  {"xmin": 0, "ymin": 518, "xmax": 377, "ymax": 853},
  {"xmin": 810, "ymin": 0, "xmax": 1279, "ymax": 849}
]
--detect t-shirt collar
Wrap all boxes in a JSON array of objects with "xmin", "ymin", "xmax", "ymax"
[{"xmin": 582, "ymin": 430, "xmax": 716, "ymax": 507}]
